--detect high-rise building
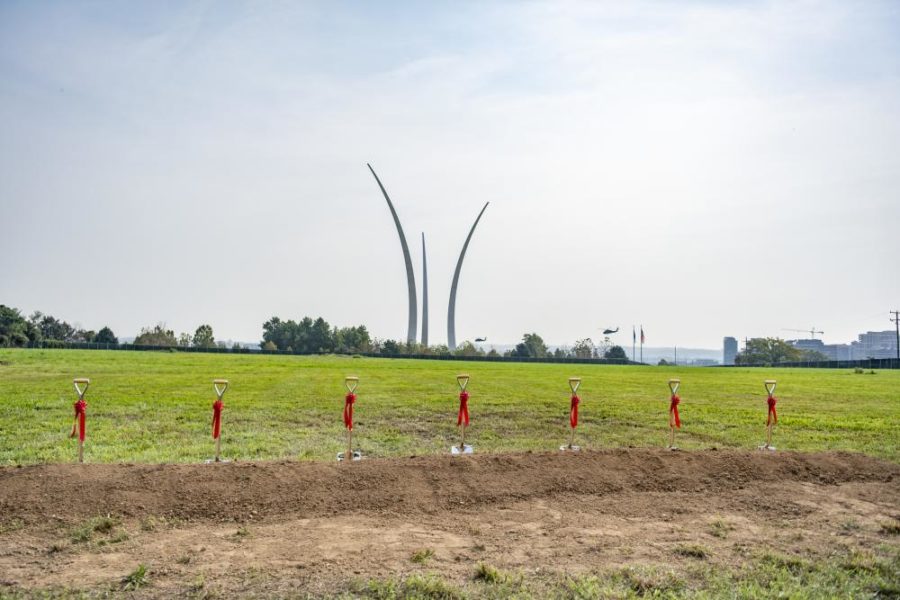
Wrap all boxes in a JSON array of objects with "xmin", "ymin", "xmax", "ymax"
[
  {"xmin": 850, "ymin": 331, "xmax": 898, "ymax": 359},
  {"xmin": 723, "ymin": 337, "xmax": 737, "ymax": 365}
]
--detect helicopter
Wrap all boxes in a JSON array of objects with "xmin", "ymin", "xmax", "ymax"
[
  {"xmin": 474, "ymin": 337, "xmax": 487, "ymax": 342},
  {"xmin": 602, "ymin": 327, "xmax": 619, "ymax": 335}
]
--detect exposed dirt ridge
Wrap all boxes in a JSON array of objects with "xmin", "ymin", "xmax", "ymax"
[{"xmin": 2, "ymin": 449, "xmax": 896, "ymax": 524}]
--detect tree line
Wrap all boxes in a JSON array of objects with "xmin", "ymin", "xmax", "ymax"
[
  {"xmin": 260, "ymin": 321, "xmax": 628, "ymax": 360},
  {"xmin": 0, "ymin": 304, "xmax": 229, "ymax": 350},
  {"xmin": 2, "ymin": 303, "xmax": 629, "ymax": 360},
  {"xmin": 0, "ymin": 305, "xmax": 117, "ymax": 347},
  {"xmin": 734, "ymin": 337, "xmax": 829, "ymax": 366}
]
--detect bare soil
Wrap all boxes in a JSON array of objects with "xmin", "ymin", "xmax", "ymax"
[{"xmin": 1, "ymin": 449, "xmax": 898, "ymax": 597}]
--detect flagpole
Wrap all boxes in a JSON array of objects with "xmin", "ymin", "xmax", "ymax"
[
  {"xmin": 632, "ymin": 325, "xmax": 635, "ymax": 363},
  {"xmin": 640, "ymin": 324, "xmax": 643, "ymax": 364}
]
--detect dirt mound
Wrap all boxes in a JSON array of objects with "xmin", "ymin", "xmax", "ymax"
[{"xmin": 1, "ymin": 449, "xmax": 896, "ymax": 524}]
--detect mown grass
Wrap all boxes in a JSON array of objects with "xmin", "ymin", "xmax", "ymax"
[{"xmin": 0, "ymin": 348, "xmax": 898, "ymax": 465}]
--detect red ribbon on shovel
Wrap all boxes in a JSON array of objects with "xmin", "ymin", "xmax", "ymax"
[
  {"xmin": 212, "ymin": 399, "xmax": 223, "ymax": 439},
  {"xmin": 669, "ymin": 394, "xmax": 681, "ymax": 428},
  {"xmin": 70, "ymin": 399, "xmax": 87, "ymax": 442},
  {"xmin": 569, "ymin": 394, "xmax": 580, "ymax": 428},
  {"xmin": 766, "ymin": 395, "xmax": 777, "ymax": 426},
  {"xmin": 343, "ymin": 392, "xmax": 356, "ymax": 431},
  {"xmin": 457, "ymin": 390, "xmax": 470, "ymax": 426}
]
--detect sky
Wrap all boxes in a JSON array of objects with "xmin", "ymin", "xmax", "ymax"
[{"xmin": 1, "ymin": 1, "xmax": 899, "ymax": 349}]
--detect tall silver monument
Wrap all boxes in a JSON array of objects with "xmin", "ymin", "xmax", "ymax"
[
  {"xmin": 447, "ymin": 202, "xmax": 489, "ymax": 350},
  {"xmin": 421, "ymin": 232, "xmax": 428, "ymax": 347},
  {"xmin": 367, "ymin": 163, "xmax": 417, "ymax": 345}
]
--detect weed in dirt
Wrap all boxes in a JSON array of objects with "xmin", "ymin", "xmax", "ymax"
[
  {"xmin": 410, "ymin": 548, "xmax": 435, "ymax": 564},
  {"xmin": 231, "ymin": 526, "xmax": 250, "ymax": 540},
  {"xmin": 473, "ymin": 543, "xmax": 486, "ymax": 552},
  {"xmin": 47, "ymin": 542, "xmax": 66, "ymax": 554},
  {"xmin": 616, "ymin": 566, "xmax": 685, "ymax": 596},
  {"xmin": 758, "ymin": 551, "xmax": 810, "ymax": 576},
  {"xmin": 0, "ymin": 518, "xmax": 24, "ymax": 534},
  {"xmin": 708, "ymin": 518, "xmax": 732, "ymax": 539},
  {"xmin": 840, "ymin": 519, "xmax": 862, "ymax": 533},
  {"xmin": 121, "ymin": 563, "xmax": 149, "ymax": 590},
  {"xmin": 69, "ymin": 515, "xmax": 121, "ymax": 544},
  {"xmin": 674, "ymin": 543, "xmax": 710, "ymax": 559},
  {"xmin": 474, "ymin": 563, "xmax": 508, "ymax": 584},
  {"xmin": 177, "ymin": 554, "xmax": 193, "ymax": 565},
  {"xmin": 880, "ymin": 519, "xmax": 900, "ymax": 535},
  {"xmin": 99, "ymin": 531, "xmax": 129, "ymax": 546},
  {"xmin": 140, "ymin": 515, "xmax": 159, "ymax": 531},
  {"xmin": 364, "ymin": 573, "xmax": 464, "ymax": 599}
]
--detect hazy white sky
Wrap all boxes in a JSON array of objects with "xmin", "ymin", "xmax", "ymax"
[{"xmin": 1, "ymin": 1, "xmax": 898, "ymax": 348}]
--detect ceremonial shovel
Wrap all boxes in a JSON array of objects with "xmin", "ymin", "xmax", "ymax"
[
  {"xmin": 71, "ymin": 378, "xmax": 90, "ymax": 463},
  {"xmin": 337, "ymin": 376, "xmax": 362, "ymax": 461},
  {"xmin": 560, "ymin": 377, "xmax": 582, "ymax": 451},
  {"xmin": 667, "ymin": 378, "xmax": 681, "ymax": 450},
  {"xmin": 205, "ymin": 379, "xmax": 230, "ymax": 463},
  {"xmin": 451, "ymin": 374, "xmax": 473, "ymax": 455},
  {"xmin": 759, "ymin": 379, "xmax": 778, "ymax": 451}
]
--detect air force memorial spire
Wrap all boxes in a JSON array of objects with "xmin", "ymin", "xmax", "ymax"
[
  {"xmin": 447, "ymin": 202, "xmax": 489, "ymax": 350},
  {"xmin": 367, "ymin": 164, "xmax": 417, "ymax": 345},
  {"xmin": 367, "ymin": 164, "xmax": 488, "ymax": 350}
]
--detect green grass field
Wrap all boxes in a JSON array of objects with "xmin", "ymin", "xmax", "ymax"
[{"xmin": 1, "ymin": 348, "xmax": 898, "ymax": 465}]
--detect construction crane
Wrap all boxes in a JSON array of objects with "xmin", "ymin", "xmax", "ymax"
[{"xmin": 782, "ymin": 327, "xmax": 824, "ymax": 339}]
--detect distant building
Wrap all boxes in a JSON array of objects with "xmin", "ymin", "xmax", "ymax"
[
  {"xmin": 690, "ymin": 359, "xmax": 720, "ymax": 366},
  {"xmin": 821, "ymin": 343, "xmax": 852, "ymax": 361},
  {"xmin": 723, "ymin": 337, "xmax": 737, "ymax": 365},
  {"xmin": 789, "ymin": 339, "xmax": 825, "ymax": 353},
  {"xmin": 850, "ymin": 331, "xmax": 898, "ymax": 359}
]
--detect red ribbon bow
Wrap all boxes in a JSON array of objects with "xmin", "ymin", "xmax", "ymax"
[
  {"xmin": 669, "ymin": 394, "xmax": 681, "ymax": 429},
  {"xmin": 343, "ymin": 392, "xmax": 356, "ymax": 431},
  {"xmin": 767, "ymin": 395, "xmax": 777, "ymax": 426},
  {"xmin": 569, "ymin": 394, "xmax": 580, "ymax": 428},
  {"xmin": 457, "ymin": 390, "xmax": 470, "ymax": 426},
  {"xmin": 212, "ymin": 399, "xmax": 224, "ymax": 439},
  {"xmin": 70, "ymin": 399, "xmax": 87, "ymax": 442}
]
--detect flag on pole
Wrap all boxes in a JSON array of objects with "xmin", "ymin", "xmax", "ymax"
[
  {"xmin": 640, "ymin": 326, "xmax": 645, "ymax": 344},
  {"xmin": 632, "ymin": 326, "xmax": 636, "ymax": 344}
]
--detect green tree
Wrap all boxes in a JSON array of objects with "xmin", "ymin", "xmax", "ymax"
[
  {"xmin": 93, "ymin": 327, "xmax": 118, "ymax": 344},
  {"xmin": 454, "ymin": 341, "xmax": 484, "ymax": 357},
  {"xmin": 735, "ymin": 338, "xmax": 802, "ymax": 365},
  {"xmin": 29, "ymin": 312, "xmax": 76, "ymax": 342},
  {"xmin": 512, "ymin": 333, "xmax": 548, "ymax": 358},
  {"xmin": 193, "ymin": 324, "xmax": 215, "ymax": 348},
  {"xmin": 134, "ymin": 323, "xmax": 177, "ymax": 346},
  {"xmin": 604, "ymin": 345, "xmax": 628, "ymax": 360},
  {"xmin": 572, "ymin": 338, "xmax": 594, "ymax": 359},
  {"xmin": 0, "ymin": 305, "xmax": 36, "ymax": 347},
  {"xmin": 75, "ymin": 329, "xmax": 95, "ymax": 343},
  {"xmin": 380, "ymin": 339, "xmax": 401, "ymax": 355}
]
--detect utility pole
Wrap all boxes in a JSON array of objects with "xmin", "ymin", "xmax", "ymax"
[{"xmin": 892, "ymin": 310, "xmax": 900, "ymax": 360}]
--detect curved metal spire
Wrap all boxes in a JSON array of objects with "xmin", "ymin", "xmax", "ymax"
[
  {"xmin": 421, "ymin": 232, "xmax": 428, "ymax": 347},
  {"xmin": 448, "ymin": 202, "xmax": 489, "ymax": 350},
  {"xmin": 367, "ymin": 163, "xmax": 417, "ymax": 345}
]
